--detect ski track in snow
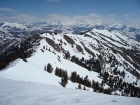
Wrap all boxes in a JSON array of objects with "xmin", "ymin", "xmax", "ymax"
[{"xmin": 0, "ymin": 78, "xmax": 140, "ymax": 105}]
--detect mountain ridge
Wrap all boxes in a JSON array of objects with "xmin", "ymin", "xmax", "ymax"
[{"xmin": 0, "ymin": 28, "xmax": 140, "ymax": 97}]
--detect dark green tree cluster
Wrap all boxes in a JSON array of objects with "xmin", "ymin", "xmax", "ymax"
[
  {"xmin": 70, "ymin": 71, "xmax": 91, "ymax": 88},
  {"xmin": 104, "ymin": 88, "xmax": 112, "ymax": 94},
  {"xmin": 88, "ymin": 57, "xmax": 101, "ymax": 73},
  {"xmin": 71, "ymin": 56, "xmax": 101, "ymax": 73},
  {"xmin": 92, "ymin": 80, "xmax": 100, "ymax": 92},
  {"xmin": 103, "ymin": 72, "xmax": 109, "ymax": 82},
  {"xmin": 46, "ymin": 63, "xmax": 53, "ymax": 73},
  {"xmin": 70, "ymin": 71, "xmax": 111, "ymax": 94},
  {"xmin": 65, "ymin": 51, "xmax": 70, "ymax": 59},
  {"xmin": 92, "ymin": 79, "xmax": 111, "ymax": 94},
  {"xmin": 55, "ymin": 67, "xmax": 68, "ymax": 87},
  {"xmin": 55, "ymin": 67, "xmax": 62, "ymax": 77},
  {"xmin": 71, "ymin": 56, "xmax": 91, "ymax": 71},
  {"xmin": 100, "ymin": 74, "xmax": 140, "ymax": 97}
]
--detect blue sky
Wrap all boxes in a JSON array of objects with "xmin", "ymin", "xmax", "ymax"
[{"xmin": 0, "ymin": 0, "xmax": 140, "ymax": 25}]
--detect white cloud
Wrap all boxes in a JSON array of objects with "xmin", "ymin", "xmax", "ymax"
[
  {"xmin": 44, "ymin": 14, "xmax": 103, "ymax": 23},
  {"xmin": 0, "ymin": 13, "xmax": 140, "ymax": 25},
  {"xmin": 0, "ymin": 14, "xmax": 38, "ymax": 22},
  {"xmin": 88, "ymin": 13, "xmax": 101, "ymax": 18},
  {"xmin": 46, "ymin": 0, "xmax": 59, "ymax": 2},
  {"xmin": 0, "ymin": 8, "xmax": 17, "ymax": 12},
  {"xmin": 108, "ymin": 14, "xmax": 116, "ymax": 18},
  {"xmin": 123, "ymin": 14, "xmax": 130, "ymax": 17},
  {"xmin": 0, "ymin": 13, "xmax": 103, "ymax": 23}
]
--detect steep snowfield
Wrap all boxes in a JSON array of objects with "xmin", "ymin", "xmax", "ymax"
[{"xmin": 0, "ymin": 78, "xmax": 140, "ymax": 105}]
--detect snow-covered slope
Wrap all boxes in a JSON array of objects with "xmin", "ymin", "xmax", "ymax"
[
  {"xmin": 0, "ymin": 78, "xmax": 139, "ymax": 105},
  {"xmin": 0, "ymin": 28, "xmax": 140, "ymax": 99}
]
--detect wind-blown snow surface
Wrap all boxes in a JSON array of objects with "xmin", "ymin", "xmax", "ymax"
[{"xmin": 0, "ymin": 78, "xmax": 140, "ymax": 105}]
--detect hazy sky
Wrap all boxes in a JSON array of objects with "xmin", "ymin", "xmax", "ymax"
[{"xmin": 0, "ymin": 0, "xmax": 140, "ymax": 25}]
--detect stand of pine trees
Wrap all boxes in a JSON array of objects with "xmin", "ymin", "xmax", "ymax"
[
  {"xmin": 55, "ymin": 67, "xmax": 68, "ymax": 87},
  {"xmin": 71, "ymin": 56, "xmax": 101, "ymax": 73}
]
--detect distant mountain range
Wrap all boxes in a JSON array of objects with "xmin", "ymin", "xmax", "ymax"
[{"xmin": 0, "ymin": 21, "xmax": 140, "ymax": 47}]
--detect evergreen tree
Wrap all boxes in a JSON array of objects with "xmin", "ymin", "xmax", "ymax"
[
  {"xmin": 78, "ymin": 83, "xmax": 81, "ymax": 89},
  {"xmin": 95, "ymin": 81, "xmax": 99, "ymax": 91},
  {"xmin": 92, "ymin": 80, "xmax": 96, "ymax": 89},
  {"xmin": 59, "ymin": 68, "xmax": 62, "ymax": 77},
  {"xmin": 55, "ymin": 67, "xmax": 59, "ymax": 76},
  {"xmin": 63, "ymin": 70, "xmax": 68, "ymax": 84},
  {"xmin": 47, "ymin": 63, "xmax": 53, "ymax": 73},
  {"xmin": 61, "ymin": 78, "xmax": 66, "ymax": 87},
  {"xmin": 65, "ymin": 51, "xmax": 70, "ymax": 59},
  {"xmin": 71, "ymin": 71, "xmax": 77, "ymax": 82},
  {"xmin": 83, "ymin": 86, "xmax": 86, "ymax": 90}
]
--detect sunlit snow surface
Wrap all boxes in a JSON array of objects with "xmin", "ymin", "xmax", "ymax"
[{"xmin": 0, "ymin": 78, "xmax": 139, "ymax": 105}]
